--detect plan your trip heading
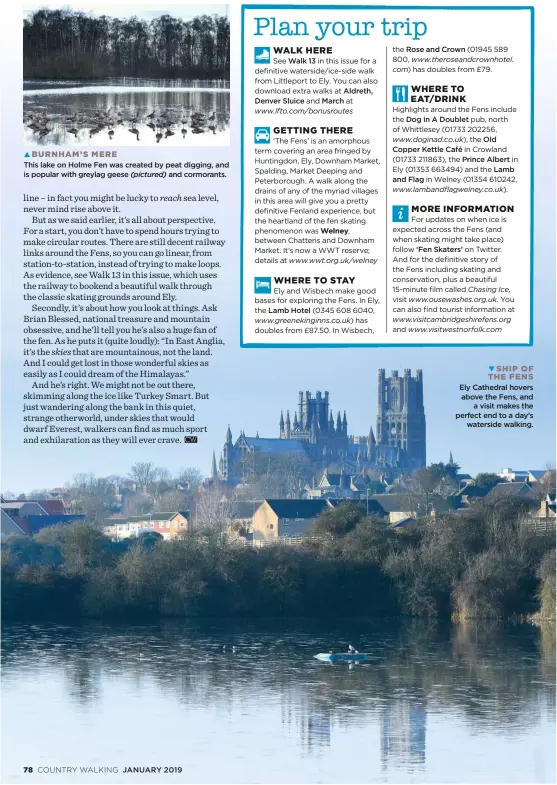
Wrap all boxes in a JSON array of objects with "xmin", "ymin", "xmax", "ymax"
[{"xmin": 253, "ymin": 17, "xmax": 428, "ymax": 41}]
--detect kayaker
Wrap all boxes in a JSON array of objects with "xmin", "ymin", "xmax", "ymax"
[{"xmin": 348, "ymin": 644, "xmax": 359, "ymax": 654}]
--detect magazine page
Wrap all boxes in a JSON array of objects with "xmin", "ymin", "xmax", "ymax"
[{"xmin": 1, "ymin": 1, "xmax": 555, "ymax": 784}]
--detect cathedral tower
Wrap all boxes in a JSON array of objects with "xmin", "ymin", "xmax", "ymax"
[{"xmin": 376, "ymin": 369, "xmax": 426, "ymax": 470}]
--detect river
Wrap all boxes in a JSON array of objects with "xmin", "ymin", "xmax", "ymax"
[{"xmin": 1, "ymin": 619, "xmax": 555, "ymax": 784}]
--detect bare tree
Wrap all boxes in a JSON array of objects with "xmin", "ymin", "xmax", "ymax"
[
  {"xmin": 128, "ymin": 462, "xmax": 159, "ymax": 488},
  {"xmin": 153, "ymin": 489, "xmax": 189, "ymax": 513},
  {"xmin": 533, "ymin": 468, "xmax": 556, "ymax": 500},
  {"xmin": 243, "ymin": 453, "xmax": 312, "ymax": 499},
  {"xmin": 403, "ymin": 463, "xmax": 459, "ymax": 517},
  {"xmin": 175, "ymin": 467, "xmax": 203, "ymax": 492},
  {"xmin": 68, "ymin": 473, "xmax": 117, "ymax": 525},
  {"xmin": 194, "ymin": 486, "xmax": 237, "ymax": 537},
  {"xmin": 23, "ymin": 10, "xmax": 230, "ymax": 80},
  {"xmin": 123, "ymin": 493, "xmax": 153, "ymax": 517}
]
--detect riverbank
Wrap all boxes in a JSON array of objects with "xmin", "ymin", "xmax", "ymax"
[{"xmin": 2, "ymin": 502, "xmax": 555, "ymax": 621}]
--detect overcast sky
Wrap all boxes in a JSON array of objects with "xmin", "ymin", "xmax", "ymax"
[{"xmin": 24, "ymin": 4, "xmax": 229, "ymax": 21}]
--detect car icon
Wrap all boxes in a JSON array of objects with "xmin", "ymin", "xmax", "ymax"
[{"xmin": 255, "ymin": 128, "xmax": 270, "ymax": 142}]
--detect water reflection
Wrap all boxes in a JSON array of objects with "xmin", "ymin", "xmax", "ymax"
[
  {"xmin": 1, "ymin": 619, "xmax": 555, "ymax": 783},
  {"xmin": 22, "ymin": 80, "xmax": 230, "ymax": 146},
  {"xmin": 379, "ymin": 700, "xmax": 426, "ymax": 773}
]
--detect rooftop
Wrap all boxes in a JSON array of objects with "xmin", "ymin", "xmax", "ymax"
[
  {"xmin": 232, "ymin": 501, "xmax": 262, "ymax": 520},
  {"xmin": 485, "ymin": 483, "xmax": 536, "ymax": 501},
  {"xmin": 264, "ymin": 499, "xmax": 329, "ymax": 518},
  {"xmin": 242, "ymin": 437, "xmax": 306, "ymax": 454},
  {"xmin": 106, "ymin": 511, "xmax": 189, "ymax": 525}
]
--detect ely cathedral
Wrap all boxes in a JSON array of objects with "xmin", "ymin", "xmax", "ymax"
[{"xmin": 213, "ymin": 369, "xmax": 426, "ymax": 483}]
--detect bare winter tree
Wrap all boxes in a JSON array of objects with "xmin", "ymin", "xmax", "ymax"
[
  {"xmin": 69, "ymin": 473, "xmax": 118, "ymax": 525},
  {"xmin": 128, "ymin": 462, "xmax": 160, "ymax": 489},
  {"xmin": 153, "ymin": 489, "xmax": 190, "ymax": 513},
  {"xmin": 533, "ymin": 467, "xmax": 556, "ymax": 500},
  {"xmin": 123, "ymin": 493, "xmax": 153, "ymax": 517},
  {"xmin": 175, "ymin": 467, "xmax": 204, "ymax": 492},
  {"xmin": 403, "ymin": 463, "xmax": 460, "ymax": 517},
  {"xmin": 247, "ymin": 453, "xmax": 313, "ymax": 499},
  {"xmin": 194, "ymin": 486, "xmax": 238, "ymax": 537},
  {"xmin": 23, "ymin": 10, "xmax": 230, "ymax": 80}
]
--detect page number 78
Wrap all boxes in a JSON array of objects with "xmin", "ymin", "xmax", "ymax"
[{"xmin": 23, "ymin": 768, "xmax": 34, "ymax": 774}]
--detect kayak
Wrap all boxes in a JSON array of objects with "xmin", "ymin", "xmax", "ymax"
[{"xmin": 314, "ymin": 652, "xmax": 370, "ymax": 662}]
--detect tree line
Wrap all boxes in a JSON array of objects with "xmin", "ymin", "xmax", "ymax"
[
  {"xmin": 23, "ymin": 9, "xmax": 230, "ymax": 80},
  {"xmin": 2, "ymin": 496, "xmax": 554, "ymax": 622}
]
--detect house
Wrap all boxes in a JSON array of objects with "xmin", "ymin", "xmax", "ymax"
[
  {"xmin": 367, "ymin": 494, "xmax": 418, "ymax": 525},
  {"xmin": 498, "ymin": 468, "xmax": 546, "ymax": 484},
  {"xmin": 228, "ymin": 501, "xmax": 261, "ymax": 538},
  {"xmin": 103, "ymin": 512, "xmax": 190, "ymax": 541},
  {"xmin": 1, "ymin": 509, "xmax": 27, "ymax": 536},
  {"xmin": 1, "ymin": 500, "xmax": 84, "ymax": 536},
  {"xmin": 484, "ymin": 482, "xmax": 536, "ymax": 503},
  {"xmin": 305, "ymin": 468, "xmax": 389, "ymax": 500},
  {"xmin": 306, "ymin": 468, "xmax": 377, "ymax": 500},
  {"xmin": 365, "ymin": 493, "xmax": 456, "ymax": 523},
  {"xmin": 18, "ymin": 514, "xmax": 86, "ymax": 535},
  {"xmin": 327, "ymin": 498, "xmax": 386, "ymax": 517},
  {"xmin": 450, "ymin": 484, "xmax": 492, "ymax": 508},
  {"xmin": 535, "ymin": 494, "xmax": 556, "ymax": 529},
  {"xmin": 306, "ymin": 468, "xmax": 354, "ymax": 499},
  {"xmin": 2, "ymin": 500, "xmax": 51, "ymax": 518},
  {"xmin": 251, "ymin": 499, "xmax": 329, "ymax": 544},
  {"xmin": 26, "ymin": 499, "xmax": 65, "ymax": 515}
]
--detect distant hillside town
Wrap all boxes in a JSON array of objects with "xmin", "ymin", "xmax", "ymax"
[
  {"xmin": 1, "ymin": 464, "xmax": 555, "ymax": 543},
  {"xmin": 1, "ymin": 370, "xmax": 555, "ymax": 542}
]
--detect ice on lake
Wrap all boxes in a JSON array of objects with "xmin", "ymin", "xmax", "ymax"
[{"xmin": 23, "ymin": 79, "xmax": 230, "ymax": 147}]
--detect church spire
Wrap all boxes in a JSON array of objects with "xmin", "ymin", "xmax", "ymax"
[
  {"xmin": 336, "ymin": 411, "xmax": 342, "ymax": 433},
  {"xmin": 226, "ymin": 424, "xmax": 232, "ymax": 444},
  {"xmin": 280, "ymin": 411, "xmax": 284, "ymax": 432},
  {"xmin": 211, "ymin": 450, "xmax": 218, "ymax": 480},
  {"xmin": 342, "ymin": 411, "xmax": 348, "ymax": 436}
]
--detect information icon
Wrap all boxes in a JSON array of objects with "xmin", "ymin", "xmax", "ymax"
[{"xmin": 392, "ymin": 205, "xmax": 409, "ymax": 222}]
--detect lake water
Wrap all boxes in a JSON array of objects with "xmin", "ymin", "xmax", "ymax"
[
  {"xmin": 1, "ymin": 620, "xmax": 555, "ymax": 784},
  {"xmin": 23, "ymin": 79, "xmax": 230, "ymax": 147}
]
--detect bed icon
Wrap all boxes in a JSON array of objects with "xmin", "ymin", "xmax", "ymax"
[{"xmin": 254, "ymin": 277, "xmax": 272, "ymax": 293}]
